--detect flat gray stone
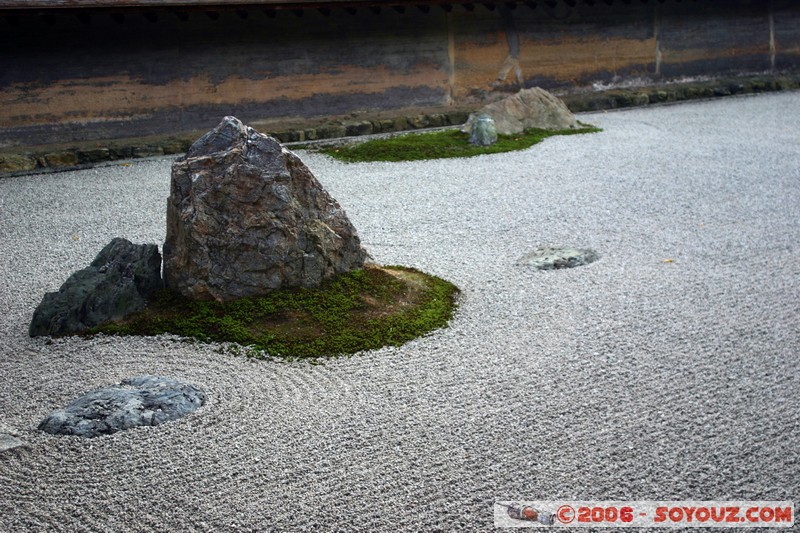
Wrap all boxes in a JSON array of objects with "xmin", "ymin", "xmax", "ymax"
[
  {"xmin": 518, "ymin": 246, "xmax": 599, "ymax": 270},
  {"xmin": 38, "ymin": 376, "xmax": 206, "ymax": 438},
  {"xmin": 0, "ymin": 433, "xmax": 25, "ymax": 452}
]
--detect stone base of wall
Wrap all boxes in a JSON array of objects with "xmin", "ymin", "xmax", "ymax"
[{"xmin": 2, "ymin": 72, "xmax": 798, "ymax": 177}]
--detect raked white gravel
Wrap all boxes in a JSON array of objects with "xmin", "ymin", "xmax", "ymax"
[{"xmin": 1, "ymin": 92, "xmax": 798, "ymax": 531}]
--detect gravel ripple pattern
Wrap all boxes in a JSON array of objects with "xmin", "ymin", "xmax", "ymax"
[{"xmin": 1, "ymin": 93, "xmax": 799, "ymax": 531}]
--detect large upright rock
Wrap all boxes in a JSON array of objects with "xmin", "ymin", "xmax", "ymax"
[
  {"xmin": 164, "ymin": 116, "xmax": 367, "ymax": 302},
  {"xmin": 29, "ymin": 238, "xmax": 162, "ymax": 336},
  {"xmin": 462, "ymin": 87, "xmax": 580, "ymax": 135}
]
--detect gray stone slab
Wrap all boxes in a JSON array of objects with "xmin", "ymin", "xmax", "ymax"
[
  {"xmin": 0, "ymin": 433, "xmax": 24, "ymax": 452},
  {"xmin": 38, "ymin": 376, "xmax": 206, "ymax": 438},
  {"xmin": 517, "ymin": 246, "xmax": 599, "ymax": 270}
]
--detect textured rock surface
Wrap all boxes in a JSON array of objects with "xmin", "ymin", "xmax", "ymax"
[
  {"xmin": 463, "ymin": 87, "xmax": 580, "ymax": 135},
  {"xmin": 0, "ymin": 153, "xmax": 37, "ymax": 173},
  {"xmin": 469, "ymin": 115, "xmax": 498, "ymax": 146},
  {"xmin": 517, "ymin": 246, "xmax": 599, "ymax": 270},
  {"xmin": 163, "ymin": 116, "xmax": 367, "ymax": 302},
  {"xmin": 38, "ymin": 376, "xmax": 206, "ymax": 438},
  {"xmin": 29, "ymin": 238, "xmax": 162, "ymax": 336},
  {"xmin": 0, "ymin": 423, "xmax": 25, "ymax": 453}
]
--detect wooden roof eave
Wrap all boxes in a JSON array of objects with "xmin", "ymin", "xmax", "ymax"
[{"xmin": 0, "ymin": 0, "xmax": 479, "ymax": 10}]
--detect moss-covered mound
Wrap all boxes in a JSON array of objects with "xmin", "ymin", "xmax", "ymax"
[
  {"xmin": 320, "ymin": 125, "xmax": 601, "ymax": 163},
  {"xmin": 92, "ymin": 265, "xmax": 459, "ymax": 358}
]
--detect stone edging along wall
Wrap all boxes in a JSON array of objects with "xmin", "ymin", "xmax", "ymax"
[{"xmin": 1, "ymin": 72, "xmax": 799, "ymax": 177}]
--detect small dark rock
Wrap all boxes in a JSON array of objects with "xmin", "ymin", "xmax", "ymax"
[
  {"xmin": 776, "ymin": 78, "xmax": 794, "ymax": 90},
  {"xmin": 649, "ymin": 91, "xmax": 668, "ymax": 103},
  {"xmin": 392, "ymin": 117, "xmax": 409, "ymax": 131},
  {"xmin": 276, "ymin": 130, "xmax": 306, "ymax": 143},
  {"xmin": 633, "ymin": 93, "xmax": 650, "ymax": 106},
  {"xmin": 445, "ymin": 111, "xmax": 470, "ymax": 126},
  {"xmin": 161, "ymin": 138, "xmax": 191, "ymax": 155},
  {"xmin": 317, "ymin": 124, "xmax": 347, "ymax": 139},
  {"xmin": 407, "ymin": 115, "xmax": 430, "ymax": 129},
  {"xmin": 428, "ymin": 113, "xmax": 446, "ymax": 127},
  {"xmin": 611, "ymin": 93, "xmax": 634, "ymax": 107},
  {"xmin": 729, "ymin": 83, "xmax": 745, "ymax": 95},
  {"xmin": 109, "ymin": 146, "xmax": 135, "ymax": 159},
  {"xmin": 29, "ymin": 238, "xmax": 163, "ymax": 336},
  {"xmin": 78, "ymin": 148, "xmax": 111, "ymax": 163},
  {"xmin": 38, "ymin": 376, "xmax": 206, "ymax": 438},
  {"xmin": 345, "ymin": 121, "xmax": 373, "ymax": 137}
]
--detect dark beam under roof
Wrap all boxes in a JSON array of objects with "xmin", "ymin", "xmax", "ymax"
[{"xmin": 0, "ymin": 0, "xmax": 484, "ymax": 9}]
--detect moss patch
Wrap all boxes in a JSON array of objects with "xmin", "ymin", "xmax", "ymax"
[
  {"xmin": 91, "ymin": 265, "xmax": 459, "ymax": 358},
  {"xmin": 319, "ymin": 125, "xmax": 601, "ymax": 163}
]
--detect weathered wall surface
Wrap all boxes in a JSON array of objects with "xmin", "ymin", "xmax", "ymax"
[
  {"xmin": 657, "ymin": 2, "xmax": 771, "ymax": 77},
  {"xmin": 451, "ymin": 2, "xmax": 657, "ymax": 96},
  {"xmin": 1, "ymin": 0, "xmax": 799, "ymax": 149},
  {"xmin": 774, "ymin": 1, "xmax": 800, "ymax": 71},
  {"xmin": 0, "ymin": 8, "xmax": 451, "ymax": 147}
]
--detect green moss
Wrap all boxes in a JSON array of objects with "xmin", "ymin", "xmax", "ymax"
[
  {"xmin": 319, "ymin": 125, "xmax": 601, "ymax": 163},
  {"xmin": 90, "ymin": 265, "xmax": 459, "ymax": 359}
]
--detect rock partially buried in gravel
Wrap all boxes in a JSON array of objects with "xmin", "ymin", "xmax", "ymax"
[
  {"xmin": 0, "ymin": 423, "xmax": 25, "ymax": 452},
  {"xmin": 518, "ymin": 246, "xmax": 599, "ymax": 270},
  {"xmin": 0, "ymin": 434, "xmax": 24, "ymax": 452},
  {"xmin": 38, "ymin": 376, "xmax": 206, "ymax": 438},
  {"xmin": 163, "ymin": 116, "xmax": 368, "ymax": 302},
  {"xmin": 29, "ymin": 238, "xmax": 163, "ymax": 336},
  {"xmin": 463, "ymin": 87, "xmax": 580, "ymax": 135}
]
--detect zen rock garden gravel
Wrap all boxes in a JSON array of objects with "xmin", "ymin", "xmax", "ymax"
[{"xmin": 1, "ymin": 93, "xmax": 798, "ymax": 531}]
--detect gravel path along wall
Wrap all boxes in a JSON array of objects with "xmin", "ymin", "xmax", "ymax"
[{"xmin": 0, "ymin": 92, "xmax": 798, "ymax": 531}]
